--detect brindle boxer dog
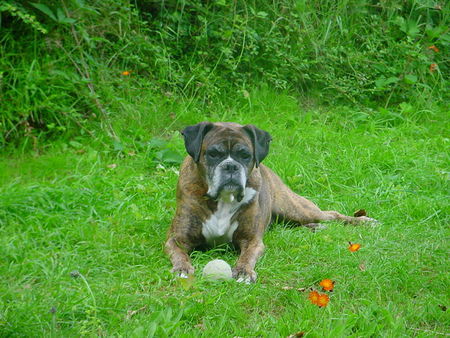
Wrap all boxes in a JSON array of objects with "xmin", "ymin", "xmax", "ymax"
[{"xmin": 165, "ymin": 122, "xmax": 376, "ymax": 283}]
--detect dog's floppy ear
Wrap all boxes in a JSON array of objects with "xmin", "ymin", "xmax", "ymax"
[
  {"xmin": 181, "ymin": 122, "xmax": 214, "ymax": 162},
  {"xmin": 243, "ymin": 124, "xmax": 272, "ymax": 167}
]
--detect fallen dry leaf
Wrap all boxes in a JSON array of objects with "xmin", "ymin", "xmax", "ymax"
[
  {"xmin": 287, "ymin": 332, "xmax": 305, "ymax": 338},
  {"xmin": 126, "ymin": 306, "xmax": 147, "ymax": 320},
  {"xmin": 194, "ymin": 322, "xmax": 205, "ymax": 330},
  {"xmin": 359, "ymin": 262, "xmax": 366, "ymax": 271},
  {"xmin": 354, "ymin": 209, "xmax": 367, "ymax": 217},
  {"xmin": 107, "ymin": 163, "xmax": 117, "ymax": 169}
]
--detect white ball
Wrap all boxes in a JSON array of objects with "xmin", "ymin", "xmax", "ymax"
[{"xmin": 202, "ymin": 259, "xmax": 233, "ymax": 281}]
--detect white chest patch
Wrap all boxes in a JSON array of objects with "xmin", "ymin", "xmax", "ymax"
[{"xmin": 202, "ymin": 188, "xmax": 256, "ymax": 246}]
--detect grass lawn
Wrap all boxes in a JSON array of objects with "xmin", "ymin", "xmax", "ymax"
[{"xmin": 0, "ymin": 91, "xmax": 448, "ymax": 336}]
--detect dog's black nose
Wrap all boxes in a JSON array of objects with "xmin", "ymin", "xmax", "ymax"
[{"xmin": 224, "ymin": 162, "xmax": 239, "ymax": 172}]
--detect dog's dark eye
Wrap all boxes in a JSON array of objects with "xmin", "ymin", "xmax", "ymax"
[
  {"xmin": 207, "ymin": 150, "xmax": 222, "ymax": 159},
  {"xmin": 238, "ymin": 151, "xmax": 251, "ymax": 160}
]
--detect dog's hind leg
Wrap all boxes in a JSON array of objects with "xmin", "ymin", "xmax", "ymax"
[{"xmin": 264, "ymin": 167, "xmax": 377, "ymax": 227}]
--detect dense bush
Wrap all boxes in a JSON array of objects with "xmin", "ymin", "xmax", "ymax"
[{"xmin": 0, "ymin": 0, "xmax": 448, "ymax": 145}]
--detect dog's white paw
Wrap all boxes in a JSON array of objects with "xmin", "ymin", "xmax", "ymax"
[
  {"xmin": 171, "ymin": 264, "xmax": 195, "ymax": 278},
  {"xmin": 357, "ymin": 216, "xmax": 380, "ymax": 226},
  {"xmin": 304, "ymin": 223, "xmax": 327, "ymax": 231},
  {"xmin": 232, "ymin": 267, "xmax": 257, "ymax": 283}
]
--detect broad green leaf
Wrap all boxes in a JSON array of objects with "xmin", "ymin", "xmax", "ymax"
[
  {"xmin": 375, "ymin": 76, "xmax": 399, "ymax": 89},
  {"xmin": 56, "ymin": 8, "xmax": 65, "ymax": 22},
  {"xmin": 257, "ymin": 11, "xmax": 268, "ymax": 18},
  {"xmin": 156, "ymin": 149, "xmax": 184, "ymax": 165},
  {"xmin": 69, "ymin": 140, "xmax": 83, "ymax": 149},
  {"xmin": 148, "ymin": 138, "xmax": 167, "ymax": 149},
  {"xmin": 113, "ymin": 140, "xmax": 124, "ymax": 151},
  {"xmin": 404, "ymin": 74, "xmax": 418, "ymax": 84},
  {"xmin": 30, "ymin": 3, "xmax": 57, "ymax": 21}
]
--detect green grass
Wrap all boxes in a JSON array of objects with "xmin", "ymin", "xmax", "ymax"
[{"xmin": 0, "ymin": 91, "xmax": 449, "ymax": 336}]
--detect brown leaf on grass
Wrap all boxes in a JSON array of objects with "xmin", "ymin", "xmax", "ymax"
[
  {"xmin": 359, "ymin": 262, "xmax": 366, "ymax": 271},
  {"xmin": 287, "ymin": 332, "xmax": 305, "ymax": 338},
  {"xmin": 281, "ymin": 285, "xmax": 306, "ymax": 292},
  {"xmin": 354, "ymin": 209, "xmax": 367, "ymax": 217},
  {"xmin": 126, "ymin": 306, "xmax": 147, "ymax": 320},
  {"xmin": 194, "ymin": 322, "xmax": 205, "ymax": 330},
  {"xmin": 107, "ymin": 163, "xmax": 117, "ymax": 169}
]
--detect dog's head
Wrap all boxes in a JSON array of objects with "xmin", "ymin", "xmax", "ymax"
[{"xmin": 181, "ymin": 122, "xmax": 271, "ymax": 202}]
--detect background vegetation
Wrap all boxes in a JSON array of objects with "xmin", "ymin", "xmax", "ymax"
[
  {"xmin": 0, "ymin": 0, "xmax": 448, "ymax": 147},
  {"xmin": 0, "ymin": 0, "xmax": 448, "ymax": 336}
]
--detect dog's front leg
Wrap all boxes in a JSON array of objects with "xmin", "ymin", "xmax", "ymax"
[
  {"xmin": 165, "ymin": 236, "xmax": 195, "ymax": 278},
  {"xmin": 166, "ymin": 200, "xmax": 206, "ymax": 277},
  {"xmin": 232, "ymin": 238, "xmax": 265, "ymax": 283}
]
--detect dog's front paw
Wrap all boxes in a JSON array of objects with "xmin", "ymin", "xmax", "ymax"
[
  {"xmin": 232, "ymin": 266, "xmax": 257, "ymax": 284},
  {"xmin": 171, "ymin": 264, "xmax": 195, "ymax": 278}
]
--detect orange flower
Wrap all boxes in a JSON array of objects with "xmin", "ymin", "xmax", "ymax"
[
  {"xmin": 317, "ymin": 293, "xmax": 330, "ymax": 307},
  {"xmin": 122, "ymin": 71, "xmax": 131, "ymax": 76},
  {"xmin": 319, "ymin": 279, "xmax": 335, "ymax": 291},
  {"xmin": 308, "ymin": 290, "xmax": 320, "ymax": 305},
  {"xmin": 429, "ymin": 63, "xmax": 438, "ymax": 72},
  {"xmin": 428, "ymin": 45, "xmax": 439, "ymax": 53},
  {"xmin": 348, "ymin": 242, "xmax": 361, "ymax": 252}
]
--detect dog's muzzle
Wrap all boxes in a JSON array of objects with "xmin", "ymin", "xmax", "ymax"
[{"xmin": 206, "ymin": 158, "xmax": 247, "ymax": 202}]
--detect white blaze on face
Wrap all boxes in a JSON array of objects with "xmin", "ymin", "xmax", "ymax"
[{"xmin": 206, "ymin": 156, "xmax": 247, "ymax": 199}]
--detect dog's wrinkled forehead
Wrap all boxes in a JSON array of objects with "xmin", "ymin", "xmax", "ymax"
[{"xmin": 202, "ymin": 125, "xmax": 252, "ymax": 151}]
